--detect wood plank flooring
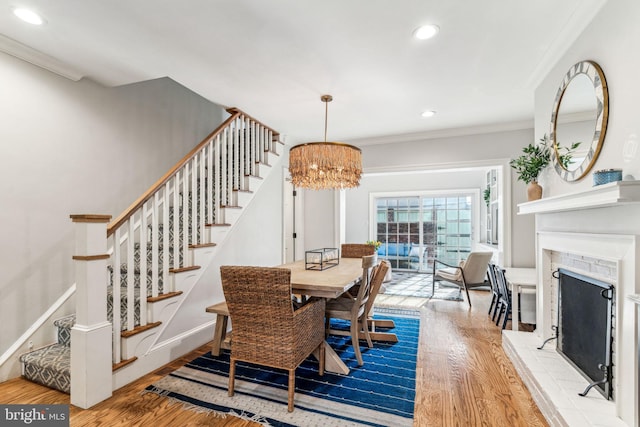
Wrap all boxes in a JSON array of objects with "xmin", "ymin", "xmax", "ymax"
[{"xmin": 0, "ymin": 290, "xmax": 548, "ymax": 426}]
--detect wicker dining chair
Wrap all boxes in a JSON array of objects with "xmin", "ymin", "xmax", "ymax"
[
  {"xmin": 341, "ymin": 243, "xmax": 376, "ymax": 258},
  {"xmin": 220, "ymin": 266, "xmax": 326, "ymax": 412},
  {"xmin": 325, "ymin": 254, "xmax": 377, "ymax": 366}
]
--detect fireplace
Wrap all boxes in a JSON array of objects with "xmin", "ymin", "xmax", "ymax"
[
  {"xmin": 503, "ymin": 181, "xmax": 640, "ymax": 427},
  {"xmin": 556, "ymin": 268, "xmax": 614, "ymax": 400}
]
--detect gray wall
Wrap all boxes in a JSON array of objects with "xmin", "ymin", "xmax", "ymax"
[{"xmin": 0, "ymin": 51, "xmax": 226, "ymax": 359}]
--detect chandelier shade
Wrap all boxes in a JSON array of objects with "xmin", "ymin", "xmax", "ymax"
[
  {"xmin": 289, "ymin": 95, "xmax": 362, "ymax": 190},
  {"xmin": 289, "ymin": 142, "xmax": 362, "ymax": 190}
]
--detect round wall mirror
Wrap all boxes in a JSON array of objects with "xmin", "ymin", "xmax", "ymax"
[{"xmin": 549, "ymin": 60, "xmax": 609, "ymax": 182}]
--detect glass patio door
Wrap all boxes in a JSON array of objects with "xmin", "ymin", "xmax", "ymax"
[{"xmin": 374, "ymin": 194, "xmax": 473, "ymax": 272}]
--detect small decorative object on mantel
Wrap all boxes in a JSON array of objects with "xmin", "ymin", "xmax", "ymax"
[
  {"xmin": 593, "ymin": 169, "xmax": 623, "ymax": 186},
  {"xmin": 510, "ymin": 135, "xmax": 580, "ymax": 201},
  {"xmin": 305, "ymin": 248, "xmax": 339, "ymax": 270}
]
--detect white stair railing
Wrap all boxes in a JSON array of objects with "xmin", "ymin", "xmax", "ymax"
[{"xmin": 71, "ymin": 108, "xmax": 280, "ymax": 395}]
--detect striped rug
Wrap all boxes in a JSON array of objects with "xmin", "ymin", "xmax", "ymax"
[{"xmin": 144, "ymin": 315, "xmax": 418, "ymax": 426}]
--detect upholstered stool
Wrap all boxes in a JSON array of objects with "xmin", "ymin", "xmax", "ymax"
[{"xmin": 205, "ymin": 301, "xmax": 231, "ymax": 356}]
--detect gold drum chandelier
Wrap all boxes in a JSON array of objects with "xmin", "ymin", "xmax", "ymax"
[{"xmin": 289, "ymin": 95, "xmax": 362, "ymax": 190}]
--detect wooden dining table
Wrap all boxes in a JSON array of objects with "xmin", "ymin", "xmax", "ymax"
[{"xmin": 277, "ymin": 257, "xmax": 363, "ymax": 374}]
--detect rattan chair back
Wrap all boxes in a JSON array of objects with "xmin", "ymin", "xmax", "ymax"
[
  {"xmin": 341, "ymin": 243, "xmax": 376, "ymax": 258},
  {"xmin": 220, "ymin": 265, "xmax": 326, "ymax": 411}
]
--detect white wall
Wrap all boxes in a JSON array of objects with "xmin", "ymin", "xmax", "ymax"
[
  {"xmin": 535, "ymin": 0, "xmax": 640, "ymax": 196},
  {"xmin": 303, "ymin": 128, "xmax": 537, "ymax": 267},
  {"xmin": 0, "ymin": 52, "xmax": 226, "ymax": 360},
  {"xmin": 302, "ymin": 189, "xmax": 338, "ymax": 249}
]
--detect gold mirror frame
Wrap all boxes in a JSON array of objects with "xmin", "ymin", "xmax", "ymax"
[{"xmin": 549, "ymin": 60, "xmax": 609, "ymax": 182}]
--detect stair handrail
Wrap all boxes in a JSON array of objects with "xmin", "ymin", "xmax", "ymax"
[{"xmin": 107, "ymin": 107, "xmax": 279, "ymax": 236}]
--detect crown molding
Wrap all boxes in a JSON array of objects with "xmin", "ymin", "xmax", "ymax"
[
  {"xmin": 524, "ymin": 0, "xmax": 608, "ymax": 91},
  {"xmin": 0, "ymin": 33, "xmax": 84, "ymax": 81},
  {"xmin": 346, "ymin": 119, "xmax": 533, "ymax": 147}
]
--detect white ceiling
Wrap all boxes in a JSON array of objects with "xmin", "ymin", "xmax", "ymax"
[{"xmin": 0, "ymin": 0, "xmax": 606, "ymax": 145}]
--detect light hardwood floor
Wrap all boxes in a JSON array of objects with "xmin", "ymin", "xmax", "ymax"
[{"xmin": 0, "ymin": 290, "xmax": 548, "ymax": 426}]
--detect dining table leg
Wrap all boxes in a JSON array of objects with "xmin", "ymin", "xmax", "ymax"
[{"xmin": 313, "ymin": 341, "xmax": 350, "ymax": 374}]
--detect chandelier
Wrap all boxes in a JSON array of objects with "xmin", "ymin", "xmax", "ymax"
[{"xmin": 289, "ymin": 95, "xmax": 362, "ymax": 190}]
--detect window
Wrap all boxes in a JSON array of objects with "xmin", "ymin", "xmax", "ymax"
[{"xmin": 374, "ymin": 193, "xmax": 474, "ymax": 271}]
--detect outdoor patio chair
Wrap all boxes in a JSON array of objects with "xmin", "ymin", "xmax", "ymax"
[{"xmin": 432, "ymin": 251, "xmax": 493, "ymax": 307}]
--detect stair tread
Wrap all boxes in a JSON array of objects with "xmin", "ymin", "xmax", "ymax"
[{"xmin": 20, "ymin": 344, "xmax": 70, "ymax": 372}]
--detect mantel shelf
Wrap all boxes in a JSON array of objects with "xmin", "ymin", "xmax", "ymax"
[{"xmin": 517, "ymin": 180, "xmax": 640, "ymax": 215}]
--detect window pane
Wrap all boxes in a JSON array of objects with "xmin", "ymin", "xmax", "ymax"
[
  {"xmin": 459, "ymin": 222, "xmax": 471, "ymax": 234},
  {"xmin": 374, "ymin": 192, "xmax": 475, "ymax": 272}
]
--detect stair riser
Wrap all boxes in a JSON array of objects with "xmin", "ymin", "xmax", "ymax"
[
  {"xmin": 192, "ymin": 246, "xmax": 218, "ymax": 268},
  {"xmin": 208, "ymin": 226, "xmax": 230, "ymax": 243},
  {"xmin": 120, "ymin": 328, "xmax": 161, "ymax": 361},
  {"xmin": 234, "ymin": 190, "xmax": 253, "ymax": 207},
  {"xmin": 20, "ymin": 344, "xmax": 71, "ymax": 394},
  {"xmin": 24, "ymin": 365, "xmax": 70, "ymax": 394}
]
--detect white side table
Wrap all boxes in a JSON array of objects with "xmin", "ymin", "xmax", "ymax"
[{"xmin": 504, "ymin": 267, "xmax": 537, "ymax": 331}]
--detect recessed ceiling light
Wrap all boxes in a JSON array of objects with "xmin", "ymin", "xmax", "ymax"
[
  {"xmin": 421, "ymin": 110, "xmax": 436, "ymax": 118},
  {"xmin": 13, "ymin": 8, "xmax": 44, "ymax": 25},
  {"xmin": 413, "ymin": 24, "xmax": 439, "ymax": 40}
]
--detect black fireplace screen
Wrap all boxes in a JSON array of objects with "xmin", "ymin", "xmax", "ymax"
[{"xmin": 557, "ymin": 268, "xmax": 614, "ymax": 399}]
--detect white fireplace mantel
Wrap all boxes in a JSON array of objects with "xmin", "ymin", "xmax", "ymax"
[
  {"xmin": 517, "ymin": 181, "xmax": 640, "ymax": 215},
  {"xmin": 505, "ymin": 185, "xmax": 640, "ymax": 427}
]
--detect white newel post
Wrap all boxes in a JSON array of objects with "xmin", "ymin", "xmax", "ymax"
[{"xmin": 69, "ymin": 214, "xmax": 113, "ymax": 409}]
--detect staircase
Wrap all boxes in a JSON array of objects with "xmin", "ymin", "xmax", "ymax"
[{"xmin": 18, "ymin": 107, "xmax": 284, "ymax": 405}]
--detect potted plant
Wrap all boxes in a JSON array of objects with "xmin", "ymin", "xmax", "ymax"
[
  {"xmin": 510, "ymin": 135, "xmax": 579, "ymax": 201},
  {"xmin": 510, "ymin": 139, "xmax": 550, "ymax": 201},
  {"xmin": 366, "ymin": 240, "xmax": 382, "ymax": 251},
  {"xmin": 483, "ymin": 185, "xmax": 491, "ymax": 206}
]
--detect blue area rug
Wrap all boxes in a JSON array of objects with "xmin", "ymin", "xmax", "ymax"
[{"xmin": 144, "ymin": 315, "xmax": 419, "ymax": 426}]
